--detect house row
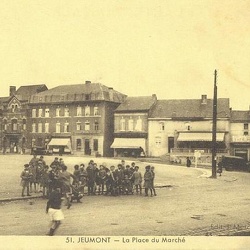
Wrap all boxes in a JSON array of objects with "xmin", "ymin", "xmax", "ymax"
[{"xmin": 0, "ymin": 83, "xmax": 250, "ymax": 162}]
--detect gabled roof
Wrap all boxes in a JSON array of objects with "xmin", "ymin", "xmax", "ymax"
[
  {"xmin": 16, "ymin": 84, "xmax": 48, "ymax": 100},
  {"xmin": 115, "ymin": 95, "xmax": 157, "ymax": 112},
  {"xmin": 231, "ymin": 110, "xmax": 250, "ymax": 122},
  {"xmin": 149, "ymin": 98, "xmax": 230, "ymax": 119},
  {"xmin": 29, "ymin": 83, "xmax": 126, "ymax": 103}
]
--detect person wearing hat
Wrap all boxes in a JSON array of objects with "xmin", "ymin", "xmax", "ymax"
[
  {"xmin": 143, "ymin": 165, "xmax": 153, "ymax": 197},
  {"xmin": 20, "ymin": 164, "xmax": 32, "ymax": 197},
  {"xmin": 48, "ymin": 164, "xmax": 59, "ymax": 196}
]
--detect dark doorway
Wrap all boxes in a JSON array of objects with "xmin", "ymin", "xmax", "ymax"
[
  {"xmin": 84, "ymin": 139, "xmax": 91, "ymax": 155},
  {"xmin": 168, "ymin": 137, "xmax": 174, "ymax": 153}
]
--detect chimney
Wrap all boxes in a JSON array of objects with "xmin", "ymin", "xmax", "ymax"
[
  {"xmin": 9, "ymin": 86, "xmax": 16, "ymax": 96},
  {"xmin": 85, "ymin": 80, "xmax": 91, "ymax": 85},
  {"xmin": 108, "ymin": 87, "xmax": 114, "ymax": 101},
  {"xmin": 201, "ymin": 94, "xmax": 207, "ymax": 104},
  {"xmin": 152, "ymin": 94, "xmax": 157, "ymax": 101}
]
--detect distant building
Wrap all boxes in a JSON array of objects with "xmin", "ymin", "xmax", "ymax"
[
  {"xmin": 0, "ymin": 85, "xmax": 48, "ymax": 153},
  {"xmin": 29, "ymin": 81, "xmax": 126, "ymax": 157},
  {"xmin": 148, "ymin": 95, "xmax": 231, "ymax": 164},
  {"xmin": 230, "ymin": 110, "xmax": 250, "ymax": 161},
  {"xmin": 111, "ymin": 95, "xmax": 157, "ymax": 157}
]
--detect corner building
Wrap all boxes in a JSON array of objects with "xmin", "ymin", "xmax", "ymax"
[{"xmin": 29, "ymin": 81, "xmax": 126, "ymax": 157}]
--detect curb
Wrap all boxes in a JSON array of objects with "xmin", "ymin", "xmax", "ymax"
[{"xmin": 0, "ymin": 195, "xmax": 43, "ymax": 203}]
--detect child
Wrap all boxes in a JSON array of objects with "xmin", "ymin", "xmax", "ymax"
[
  {"xmin": 41, "ymin": 165, "xmax": 50, "ymax": 198},
  {"xmin": 144, "ymin": 165, "xmax": 153, "ymax": 197},
  {"xmin": 133, "ymin": 166, "xmax": 142, "ymax": 194},
  {"xmin": 150, "ymin": 166, "xmax": 157, "ymax": 196},
  {"xmin": 46, "ymin": 186, "xmax": 64, "ymax": 236},
  {"xmin": 20, "ymin": 164, "xmax": 32, "ymax": 197}
]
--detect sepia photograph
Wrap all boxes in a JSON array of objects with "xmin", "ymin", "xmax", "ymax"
[{"xmin": 0, "ymin": 0, "xmax": 250, "ymax": 249}]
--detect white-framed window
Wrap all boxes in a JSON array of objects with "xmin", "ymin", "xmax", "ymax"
[
  {"xmin": 159, "ymin": 122, "xmax": 165, "ymax": 131},
  {"xmin": 94, "ymin": 106, "xmax": 99, "ymax": 116},
  {"xmin": 56, "ymin": 107, "xmax": 60, "ymax": 117},
  {"xmin": 38, "ymin": 122, "xmax": 43, "ymax": 133},
  {"xmin": 3, "ymin": 119, "xmax": 7, "ymax": 130},
  {"xmin": 64, "ymin": 107, "xmax": 69, "ymax": 117},
  {"xmin": 64, "ymin": 122, "xmax": 69, "ymax": 133},
  {"xmin": 76, "ymin": 121, "xmax": 81, "ymax": 131},
  {"xmin": 32, "ymin": 123, "xmax": 36, "ymax": 133},
  {"xmin": 22, "ymin": 119, "xmax": 27, "ymax": 130},
  {"xmin": 135, "ymin": 116, "xmax": 142, "ymax": 131},
  {"xmin": 77, "ymin": 106, "xmax": 82, "ymax": 116},
  {"xmin": 45, "ymin": 108, "xmax": 50, "ymax": 118},
  {"xmin": 32, "ymin": 109, "xmax": 36, "ymax": 118},
  {"xmin": 85, "ymin": 120, "xmax": 90, "ymax": 131},
  {"xmin": 185, "ymin": 122, "xmax": 191, "ymax": 131},
  {"xmin": 120, "ymin": 117, "xmax": 125, "ymax": 131},
  {"xmin": 12, "ymin": 119, "xmax": 18, "ymax": 131},
  {"xmin": 45, "ymin": 122, "xmax": 49, "ymax": 133},
  {"xmin": 56, "ymin": 122, "xmax": 61, "ymax": 133},
  {"xmin": 155, "ymin": 136, "xmax": 161, "ymax": 147},
  {"xmin": 128, "ymin": 117, "xmax": 134, "ymax": 131},
  {"xmin": 85, "ymin": 106, "xmax": 90, "ymax": 116},
  {"xmin": 38, "ymin": 108, "xmax": 43, "ymax": 117},
  {"xmin": 94, "ymin": 121, "xmax": 99, "ymax": 131}
]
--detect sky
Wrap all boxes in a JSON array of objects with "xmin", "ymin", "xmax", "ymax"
[{"xmin": 0, "ymin": 0, "xmax": 249, "ymax": 110}]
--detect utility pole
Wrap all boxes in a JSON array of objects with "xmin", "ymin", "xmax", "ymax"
[{"xmin": 211, "ymin": 69, "xmax": 217, "ymax": 178}]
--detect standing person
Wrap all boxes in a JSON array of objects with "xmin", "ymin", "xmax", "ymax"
[
  {"xmin": 150, "ymin": 166, "xmax": 157, "ymax": 196},
  {"xmin": 20, "ymin": 164, "xmax": 32, "ymax": 197},
  {"xmin": 58, "ymin": 165, "xmax": 75, "ymax": 209},
  {"xmin": 72, "ymin": 165, "xmax": 81, "ymax": 185},
  {"xmin": 46, "ymin": 186, "xmax": 64, "ymax": 236},
  {"xmin": 133, "ymin": 166, "xmax": 142, "ymax": 194},
  {"xmin": 86, "ymin": 161, "xmax": 96, "ymax": 195},
  {"xmin": 217, "ymin": 160, "xmax": 223, "ymax": 177},
  {"xmin": 115, "ymin": 164, "xmax": 124, "ymax": 195},
  {"xmin": 41, "ymin": 165, "xmax": 50, "ymax": 198},
  {"xmin": 144, "ymin": 165, "xmax": 153, "ymax": 197},
  {"xmin": 97, "ymin": 165, "xmax": 106, "ymax": 195},
  {"xmin": 79, "ymin": 164, "xmax": 88, "ymax": 194},
  {"xmin": 39, "ymin": 155, "xmax": 46, "ymax": 168},
  {"xmin": 186, "ymin": 157, "xmax": 191, "ymax": 168},
  {"xmin": 48, "ymin": 165, "xmax": 59, "ymax": 196},
  {"xmin": 50, "ymin": 157, "xmax": 60, "ymax": 170}
]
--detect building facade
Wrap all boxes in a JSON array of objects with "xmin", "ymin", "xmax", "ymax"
[
  {"xmin": 111, "ymin": 95, "xmax": 157, "ymax": 157},
  {"xmin": 0, "ymin": 85, "xmax": 48, "ymax": 154},
  {"xmin": 148, "ymin": 95, "xmax": 231, "ymax": 164},
  {"xmin": 230, "ymin": 110, "xmax": 250, "ymax": 161},
  {"xmin": 28, "ymin": 81, "xmax": 126, "ymax": 157}
]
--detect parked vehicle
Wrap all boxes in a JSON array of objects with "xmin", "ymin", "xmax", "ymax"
[
  {"xmin": 221, "ymin": 155, "xmax": 250, "ymax": 172},
  {"xmin": 31, "ymin": 146, "xmax": 51, "ymax": 155}
]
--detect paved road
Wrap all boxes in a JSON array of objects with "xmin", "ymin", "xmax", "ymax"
[{"xmin": 1, "ymin": 155, "xmax": 250, "ymax": 237}]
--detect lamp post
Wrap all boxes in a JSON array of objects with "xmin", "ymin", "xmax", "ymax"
[{"xmin": 211, "ymin": 69, "xmax": 217, "ymax": 178}]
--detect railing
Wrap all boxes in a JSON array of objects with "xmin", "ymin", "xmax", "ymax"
[{"xmin": 171, "ymin": 148, "xmax": 229, "ymax": 154}]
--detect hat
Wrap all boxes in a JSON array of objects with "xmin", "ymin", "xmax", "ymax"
[
  {"xmin": 145, "ymin": 165, "xmax": 150, "ymax": 169},
  {"xmin": 24, "ymin": 164, "xmax": 29, "ymax": 168}
]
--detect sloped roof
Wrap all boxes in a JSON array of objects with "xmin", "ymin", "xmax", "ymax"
[
  {"xmin": 231, "ymin": 110, "xmax": 250, "ymax": 122},
  {"xmin": 149, "ymin": 98, "xmax": 230, "ymax": 119},
  {"xmin": 29, "ymin": 83, "xmax": 126, "ymax": 103},
  {"xmin": 16, "ymin": 84, "xmax": 48, "ymax": 100},
  {"xmin": 115, "ymin": 96, "xmax": 157, "ymax": 112}
]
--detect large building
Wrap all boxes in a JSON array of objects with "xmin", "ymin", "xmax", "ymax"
[
  {"xmin": 28, "ymin": 81, "xmax": 126, "ymax": 157},
  {"xmin": 0, "ymin": 85, "xmax": 48, "ymax": 153},
  {"xmin": 148, "ymin": 95, "xmax": 231, "ymax": 164},
  {"xmin": 111, "ymin": 95, "xmax": 157, "ymax": 157}
]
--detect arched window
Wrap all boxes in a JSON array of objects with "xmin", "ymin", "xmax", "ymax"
[
  {"xmin": 128, "ymin": 117, "xmax": 134, "ymax": 131},
  {"xmin": 11, "ymin": 119, "xmax": 18, "ymax": 131}
]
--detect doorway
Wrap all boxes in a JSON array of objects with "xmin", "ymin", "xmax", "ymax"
[{"xmin": 84, "ymin": 139, "xmax": 91, "ymax": 155}]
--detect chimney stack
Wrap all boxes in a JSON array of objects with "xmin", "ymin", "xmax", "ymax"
[
  {"xmin": 10, "ymin": 86, "xmax": 16, "ymax": 96},
  {"xmin": 152, "ymin": 94, "xmax": 157, "ymax": 101},
  {"xmin": 201, "ymin": 94, "xmax": 207, "ymax": 104},
  {"xmin": 85, "ymin": 80, "xmax": 91, "ymax": 85},
  {"xmin": 108, "ymin": 87, "xmax": 114, "ymax": 101}
]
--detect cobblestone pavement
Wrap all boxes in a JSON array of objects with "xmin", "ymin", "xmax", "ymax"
[{"xmin": 1, "ymin": 155, "xmax": 250, "ymax": 236}]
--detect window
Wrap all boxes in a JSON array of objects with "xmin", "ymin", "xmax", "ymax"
[
  {"xmin": 135, "ymin": 116, "xmax": 142, "ymax": 131},
  {"xmin": 155, "ymin": 137, "xmax": 161, "ymax": 147},
  {"xmin": 11, "ymin": 104, "xmax": 15, "ymax": 113},
  {"xmin": 85, "ymin": 94, "xmax": 90, "ymax": 100},
  {"xmin": 85, "ymin": 121, "xmax": 90, "ymax": 131},
  {"xmin": 64, "ymin": 122, "xmax": 69, "ymax": 133},
  {"xmin": 128, "ymin": 117, "xmax": 134, "ymax": 131},
  {"xmin": 38, "ymin": 122, "xmax": 42, "ymax": 133},
  {"xmin": 56, "ymin": 107, "xmax": 60, "ymax": 117},
  {"xmin": 45, "ymin": 108, "xmax": 50, "ymax": 118},
  {"xmin": 185, "ymin": 122, "xmax": 191, "ymax": 131},
  {"xmin": 76, "ymin": 139, "xmax": 81, "ymax": 150},
  {"xmin": 120, "ymin": 117, "xmax": 125, "ymax": 131},
  {"xmin": 56, "ymin": 122, "xmax": 61, "ymax": 133},
  {"xmin": 32, "ymin": 109, "xmax": 36, "ymax": 118},
  {"xmin": 85, "ymin": 106, "xmax": 90, "ymax": 116},
  {"xmin": 94, "ymin": 121, "xmax": 99, "ymax": 131},
  {"xmin": 64, "ymin": 107, "xmax": 69, "ymax": 117},
  {"xmin": 32, "ymin": 123, "xmax": 36, "ymax": 133},
  {"xmin": 93, "ymin": 139, "xmax": 98, "ymax": 151},
  {"xmin": 159, "ymin": 122, "xmax": 165, "ymax": 131},
  {"xmin": 22, "ymin": 119, "xmax": 27, "ymax": 130},
  {"xmin": 45, "ymin": 122, "xmax": 49, "ymax": 133},
  {"xmin": 11, "ymin": 119, "xmax": 18, "ymax": 131},
  {"xmin": 244, "ymin": 131, "xmax": 249, "ymax": 136},
  {"xmin": 77, "ymin": 106, "xmax": 82, "ymax": 116},
  {"xmin": 94, "ymin": 106, "xmax": 99, "ymax": 116},
  {"xmin": 3, "ymin": 119, "xmax": 7, "ymax": 131},
  {"xmin": 76, "ymin": 121, "xmax": 81, "ymax": 131},
  {"xmin": 38, "ymin": 108, "xmax": 43, "ymax": 117},
  {"xmin": 244, "ymin": 123, "xmax": 248, "ymax": 130}
]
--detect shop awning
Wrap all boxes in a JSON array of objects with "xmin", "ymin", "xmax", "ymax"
[
  {"xmin": 48, "ymin": 138, "xmax": 72, "ymax": 150},
  {"xmin": 177, "ymin": 132, "xmax": 225, "ymax": 142},
  {"xmin": 111, "ymin": 138, "xmax": 146, "ymax": 151}
]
